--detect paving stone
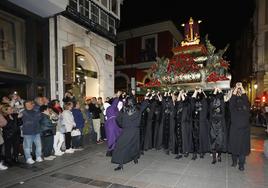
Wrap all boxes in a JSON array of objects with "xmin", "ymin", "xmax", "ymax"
[{"xmin": 89, "ymin": 180, "xmax": 112, "ymax": 188}]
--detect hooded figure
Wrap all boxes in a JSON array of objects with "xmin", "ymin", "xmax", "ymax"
[
  {"xmin": 104, "ymin": 98, "xmax": 122, "ymax": 156},
  {"xmin": 111, "ymin": 97, "xmax": 148, "ymax": 171},
  {"xmin": 228, "ymin": 84, "xmax": 250, "ymax": 171}
]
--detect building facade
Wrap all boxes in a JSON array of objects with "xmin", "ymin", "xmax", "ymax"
[
  {"xmin": 115, "ymin": 21, "xmax": 183, "ymax": 92},
  {"xmin": 0, "ymin": 1, "xmax": 50, "ymax": 99},
  {"xmin": 1, "ymin": 0, "xmax": 123, "ymax": 100},
  {"xmin": 253, "ymin": 0, "xmax": 268, "ymax": 100}
]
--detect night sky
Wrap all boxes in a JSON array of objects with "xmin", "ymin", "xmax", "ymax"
[{"xmin": 119, "ymin": 0, "xmax": 255, "ymax": 61}]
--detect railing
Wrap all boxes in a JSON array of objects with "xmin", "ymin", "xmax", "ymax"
[{"xmin": 63, "ymin": 6, "xmax": 116, "ymax": 43}]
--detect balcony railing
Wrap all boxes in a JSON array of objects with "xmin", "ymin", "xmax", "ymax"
[{"xmin": 63, "ymin": 5, "xmax": 117, "ymax": 43}]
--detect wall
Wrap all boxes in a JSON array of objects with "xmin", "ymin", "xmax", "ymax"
[
  {"xmin": 49, "ymin": 15, "xmax": 115, "ymax": 101},
  {"xmin": 158, "ymin": 31, "xmax": 173, "ymax": 58},
  {"xmin": 126, "ymin": 37, "xmax": 141, "ymax": 64}
]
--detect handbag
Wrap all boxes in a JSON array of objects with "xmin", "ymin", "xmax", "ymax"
[{"xmin": 71, "ymin": 128, "xmax": 81, "ymax": 137}]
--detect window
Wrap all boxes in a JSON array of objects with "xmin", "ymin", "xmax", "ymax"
[
  {"xmin": 141, "ymin": 35, "xmax": 157, "ymax": 62},
  {"xmin": 69, "ymin": 0, "xmax": 78, "ymax": 11},
  {"xmin": 78, "ymin": 0, "xmax": 90, "ymax": 17},
  {"xmin": 142, "ymin": 35, "xmax": 157, "ymax": 52},
  {"xmin": 91, "ymin": 3, "xmax": 99, "ymax": 24},
  {"xmin": 0, "ymin": 10, "xmax": 26, "ymax": 74},
  {"xmin": 100, "ymin": 10, "xmax": 108, "ymax": 29},
  {"xmin": 109, "ymin": 17, "xmax": 115, "ymax": 34},
  {"xmin": 111, "ymin": 0, "xmax": 118, "ymax": 15},
  {"xmin": 101, "ymin": 0, "xmax": 108, "ymax": 8},
  {"xmin": 115, "ymin": 42, "xmax": 125, "ymax": 64}
]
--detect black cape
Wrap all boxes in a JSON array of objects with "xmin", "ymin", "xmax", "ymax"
[
  {"xmin": 111, "ymin": 100, "xmax": 148, "ymax": 165},
  {"xmin": 208, "ymin": 93, "xmax": 227, "ymax": 152},
  {"xmin": 228, "ymin": 94, "xmax": 251, "ymax": 155}
]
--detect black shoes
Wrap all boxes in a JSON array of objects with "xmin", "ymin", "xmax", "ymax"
[
  {"xmin": 106, "ymin": 151, "xmax": 112, "ymax": 157},
  {"xmin": 114, "ymin": 165, "xmax": 123, "ymax": 171},
  {"xmin": 175, "ymin": 155, "xmax": 183, "ymax": 160},
  {"xmin": 217, "ymin": 156, "xmax": 221, "ymax": 162},
  {"xmin": 191, "ymin": 154, "xmax": 197, "ymax": 160},
  {"xmin": 200, "ymin": 153, "xmax": 205, "ymax": 158},
  {"xmin": 134, "ymin": 159, "xmax": 138, "ymax": 164},
  {"xmin": 184, "ymin": 153, "xmax": 189, "ymax": 158},
  {"xmin": 231, "ymin": 162, "xmax": 237, "ymax": 167},
  {"xmin": 239, "ymin": 165, "xmax": 245, "ymax": 171}
]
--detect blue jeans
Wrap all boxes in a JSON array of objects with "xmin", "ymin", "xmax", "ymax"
[{"xmin": 23, "ymin": 134, "xmax": 42, "ymax": 160}]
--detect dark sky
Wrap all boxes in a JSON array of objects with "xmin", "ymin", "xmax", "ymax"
[{"xmin": 119, "ymin": 0, "xmax": 255, "ymax": 59}]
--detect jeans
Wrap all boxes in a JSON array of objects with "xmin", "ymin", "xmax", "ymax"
[
  {"xmin": 53, "ymin": 132, "xmax": 64, "ymax": 153},
  {"xmin": 23, "ymin": 134, "xmax": 42, "ymax": 160}
]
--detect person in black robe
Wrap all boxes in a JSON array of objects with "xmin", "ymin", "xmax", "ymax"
[
  {"xmin": 175, "ymin": 90, "xmax": 192, "ymax": 158},
  {"xmin": 144, "ymin": 97, "xmax": 154, "ymax": 151},
  {"xmin": 153, "ymin": 92, "xmax": 163, "ymax": 150},
  {"xmin": 111, "ymin": 95, "xmax": 149, "ymax": 171},
  {"xmin": 174, "ymin": 91, "xmax": 184, "ymax": 159},
  {"xmin": 140, "ymin": 103, "xmax": 149, "ymax": 154},
  {"xmin": 208, "ymin": 88, "xmax": 227, "ymax": 164},
  {"xmin": 228, "ymin": 83, "xmax": 250, "ymax": 171},
  {"xmin": 160, "ymin": 91, "xmax": 176, "ymax": 155},
  {"xmin": 191, "ymin": 88, "xmax": 210, "ymax": 160}
]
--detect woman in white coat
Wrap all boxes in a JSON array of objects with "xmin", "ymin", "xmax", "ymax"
[{"xmin": 62, "ymin": 102, "xmax": 76, "ymax": 153}]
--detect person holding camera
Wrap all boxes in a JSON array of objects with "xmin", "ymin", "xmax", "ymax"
[{"xmin": 228, "ymin": 82, "xmax": 250, "ymax": 171}]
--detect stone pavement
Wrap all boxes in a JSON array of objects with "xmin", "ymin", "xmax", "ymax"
[{"xmin": 0, "ymin": 127, "xmax": 267, "ymax": 188}]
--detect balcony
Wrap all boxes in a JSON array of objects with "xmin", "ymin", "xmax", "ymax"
[{"xmin": 63, "ymin": 4, "xmax": 117, "ymax": 43}]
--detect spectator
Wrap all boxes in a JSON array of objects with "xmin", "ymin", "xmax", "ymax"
[
  {"xmin": 63, "ymin": 91, "xmax": 76, "ymax": 105},
  {"xmin": 0, "ymin": 104, "xmax": 8, "ymax": 170},
  {"xmin": 2, "ymin": 96, "xmax": 10, "ymax": 104},
  {"xmin": 10, "ymin": 93, "xmax": 24, "ymax": 114},
  {"xmin": 72, "ymin": 102, "xmax": 85, "ymax": 149},
  {"xmin": 33, "ymin": 97, "xmax": 44, "ymax": 112},
  {"xmin": 62, "ymin": 102, "xmax": 76, "ymax": 153},
  {"xmin": 88, "ymin": 97, "xmax": 102, "ymax": 144},
  {"xmin": 21, "ymin": 100, "xmax": 43, "ymax": 165},
  {"xmin": 1, "ymin": 104, "xmax": 22, "ymax": 166},
  {"xmin": 39, "ymin": 105, "xmax": 56, "ymax": 160},
  {"xmin": 98, "ymin": 97, "xmax": 106, "ymax": 140},
  {"xmin": 50, "ymin": 99, "xmax": 65, "ymax": 156},
  {"xmin": 85, "ymin": 98, "xmax": 96, "ymax": 142}
]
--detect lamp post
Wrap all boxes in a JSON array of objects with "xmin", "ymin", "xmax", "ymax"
[{"xmin": 254, "ymin": 83, "xmax": 258, "ymax": 90}]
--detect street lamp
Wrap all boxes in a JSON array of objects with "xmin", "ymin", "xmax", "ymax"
[{"xmin": 254, "ymin": 83, "xmax": 258, "ymax": 89}]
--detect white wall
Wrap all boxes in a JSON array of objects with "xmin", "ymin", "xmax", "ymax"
[{"xmin": 49, "ymin": 15, "xmax": 115, "ymax": 101}]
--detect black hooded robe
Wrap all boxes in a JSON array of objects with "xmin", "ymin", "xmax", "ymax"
[
  {"xmin": 228, "ymin": 94, "xmax": 250, "ymax": 156},
  {"xmin": 191, "ymin": 95, "xmax": 210, "ymax": 154},
  {"xmin": 111, "ymin": 100, "xmax": 149, "ymax": 165},
  {"xmin": 208, "ymin": 93, "xmax": 227, "ymax": 153}
]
